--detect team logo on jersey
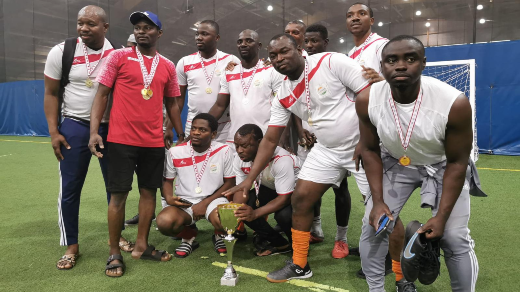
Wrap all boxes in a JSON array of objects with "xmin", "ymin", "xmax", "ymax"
[
  {"xmin": 73, "ymin": 58, "xmax": 82, "ymax": 65},
  {"xmin": 210, "ymin": 163, "xmax": 219, "ymax": 173},
  {"xmin": 241, "ymin": 167, "xmax": 251, "ymax": 174},
  {"xmin": 253, "ymin": 78, "xmax": 263, "ymax": 87},
  {"xmin": 127, "ymin": 57, "xmax": 139, "ymax": 62},
  {"xmin": 316, "ymin": 83, "xmax": 328, "ymax": 96},
  {"xmin": 215, "ymin": 69, "xmax": 221, "ymax": 77},
  {"xmin": 189, "ymin": 64, "xmax": 196, "ymax": 70}
]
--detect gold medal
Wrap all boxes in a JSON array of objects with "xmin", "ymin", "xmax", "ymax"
[
  {"xmin": 141, "ymin": 88, "xmax": 148, "ymax": 96},
  {"xmin": 206, "ymin": 87, "xmax": 212, "ymax": 94},
  {"xmin": 142, "ymin": 94, "xmax": 151, "ymax": 100},
  {"xmin": 147, "ymin": 88, "xmax": 153, "ymax": 98},
  {"xmin": 85, "ymin": 78, "xmax": 93, "ymax": 88},
  {"xmin": 256, "ymin": 199, "xmax": 260, "ymax": 207},
  {"xmin": 308, "ymin": 117, "xmax": 313, "ymax": 126},
  {"xmin": 399, "ymin": 155, "xmax": 411, "ymax": 166},
  {"xmin": 195, "ymin": 186, "xmax": 202, "ymax": 194}
]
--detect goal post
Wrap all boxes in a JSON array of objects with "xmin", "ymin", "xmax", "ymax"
[{"xmin": 424, "ymin": 59, "xmax": 478, "ymax": 162}]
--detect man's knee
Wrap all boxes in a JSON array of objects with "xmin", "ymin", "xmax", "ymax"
[
  {"xmin": 156, "ymin": 211, "xmax": 184, "ymax": 235},
  {"xmin": 441, "ymin": 226, "xmax": 474, "ymax": 255},
  {"xmin": 108, "ymin": 193, "xmax": 127, "ymax": 209},
  {"xmin": 274, "ymin": 206, "xmax": 292, "ymax": 228}
]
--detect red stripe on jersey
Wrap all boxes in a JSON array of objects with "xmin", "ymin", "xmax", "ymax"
[
  {"xmin": 349, "ymin": 38, "xmax": 387, "ymax": 59},
  {"xmin": 72, "ymin": 48, "xmax": 114, "ymax": 65},
  {"xmin": 356, "ymin": 83, "xmax": 371, "ymax": 94},
  {"xmin": 190, "ymin": 52, "xmax": 198, "ymax": 56},
  {"xmin": 277, "ymin": 191, "xmax": 293, "ymax": 196},
  {"xmin": 225, "ymin": 66, "xmax": 271, "ymax": 82},
  {"xmin": 241, "ymin": 167, "xmax": 251, "ymax": 174},
  {"xmin": 172, "ymin": 145, "xmax": 228, "ymax": 167},
  {"xmin": 278, "ymin": 53, "xmax": 331, "ymax": 109},
  {"xmin": 184, "ymin": 55, "xmax": 231, "ymax": 72}
]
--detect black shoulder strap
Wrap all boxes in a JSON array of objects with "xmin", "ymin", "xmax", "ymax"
[{"xmin": 61, "ymin": 37, "xmax": 77, "ymax": 88}]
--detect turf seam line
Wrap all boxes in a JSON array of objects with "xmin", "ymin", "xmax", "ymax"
[{"xmin": 212, "ymin": 261, "xmax": 349, "ymax": 292}]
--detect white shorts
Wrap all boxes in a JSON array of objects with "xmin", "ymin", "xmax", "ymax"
[
  {"xmin": 185, "ymin": 121, "xmax": 230, "ymax": 144},
  {"xmin": 297, "ymin": 144, "xmax": 311, "ymax": 162},
  {"xmin": 179, "ymin": 197, "xmax": 229, "ymax": 225},
  {"xmin": 298, "ymin": 143, "xmax": 370, "ymax": 196}
]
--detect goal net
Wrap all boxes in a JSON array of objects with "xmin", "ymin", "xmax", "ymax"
[{"xmin": 423, "ymin": 59, "xmax": 478, "ymax": 162}]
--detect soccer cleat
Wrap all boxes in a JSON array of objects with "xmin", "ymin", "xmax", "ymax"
[
  {"xmin": 266, "ymin": 259, "xmax": 313, "ymax": 283},
  {"xmin": 234, "ymin": 229, "xmax": 248, "ymax": 242},
  {"xmin": 331, "ymin": 241, "xmax": 349, "ymax": 259},
  {"xmin": 401, "ymin": 220, "xmax": 441, "ymax": 285},
  {"xmin": 396, "ymin": 279, "xmax": 418, "ymax": 292},
  {"xmin": 309, "ymin": 233, "xmax": 324, "ymax": 244},
  {"xmin": 125, "ymin": 213, "xmax": 155, "ymax": 226}
]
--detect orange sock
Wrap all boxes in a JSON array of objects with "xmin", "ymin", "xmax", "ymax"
[
  {"xmin": 393, "ymin": 260, "xmax": 403, "ymax": 282},
  {"xmin": 236, "ymin": 221, "xmax": 245, "ymax": 232},
  {"xmin": 292, "ymin": 228, "xmax": 310, "ymax": 268}
]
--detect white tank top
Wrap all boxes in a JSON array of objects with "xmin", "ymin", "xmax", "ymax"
[{"xmin": 368, "ymin": 76, "xmax": 462, "ymax": 165}]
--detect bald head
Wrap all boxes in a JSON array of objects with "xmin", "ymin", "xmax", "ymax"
[
  {"xmin": 78, "ymin": 5, "xmax": 107, "ymax": 23},
  {"xmin": 237, "ymin": 29, "xmax": 261, "ymax": 62}
]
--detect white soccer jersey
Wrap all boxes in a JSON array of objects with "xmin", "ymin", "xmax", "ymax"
[
  {"xmin": 368, "ymin": 76, "xmax": 463, "ymax": 166},
  {"xmin": 347, "ymin": 33, "xmax": 388, "ymax": 74},
  {"xmin": 164, "ymin": 141, "xmax": 235, "ymax": 200},
  {"xmin": 44, "ymin": 37, "xmax": 114, "ymax": 122},
  {"xmin": 219, "ymin": 60, "xmax": 284, "ymax": 143},
  {"xmin": 176, "ymin": 50, "xmax": 241, "ymax": 130},
  {"xmin": 269, "ymin": 52, "xmax": 370, "ymax": 152},
  {"xmin": 234, "ymin": 147, "xmax": 301, "ymax": 195}
]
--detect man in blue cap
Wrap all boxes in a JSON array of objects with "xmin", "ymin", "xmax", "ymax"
[{"xmin": 89, "ymin": 10, "xmax": 183, "ymax": 277}]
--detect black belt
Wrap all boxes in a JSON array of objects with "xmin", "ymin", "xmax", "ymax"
[{"xmin": 63, "ymin": 115, "xmax": 108, "ymax": 125}]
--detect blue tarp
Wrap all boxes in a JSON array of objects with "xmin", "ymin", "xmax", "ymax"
[{"xmin": 1, "ymin": 40, "xmax": 520, "ymax": 155}]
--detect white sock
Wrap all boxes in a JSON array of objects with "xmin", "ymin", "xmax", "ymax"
[
  {"xmin": 181, "ymin": 236, "xmax": 195, "ymax": 245},
  {"xmin": 335, "ymin": 225, "xmax": 348, "ymax": 243},
  {"xmin": 161, "ymin": 196, "xmax": 168, "ymax": 209},
  {"xmin": 311, "ymin": 215, "xmax": 324, "ymax": 238}
]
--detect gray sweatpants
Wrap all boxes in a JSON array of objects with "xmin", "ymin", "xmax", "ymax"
[{"xmin": 360, "ymin": 156, "xmax": 479, "ymax": 292}]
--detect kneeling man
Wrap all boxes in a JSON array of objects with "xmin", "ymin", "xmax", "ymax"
[
  {"xmin": 233, "ymin": 124, "xmax": 301, "ymax": 256},
  {"xmin": 156, "ymin": 114, "xmax": 236, "ymax": 257}
]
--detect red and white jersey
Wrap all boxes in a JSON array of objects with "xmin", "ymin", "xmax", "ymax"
[
  {"xmin": 234, "ymin": 147, "xmax": 301, "ymax": 195},
  {"xmin": 96, "ymin": 47, "xmax": 180, "ymax": 148},
  {"xmin": 44, "ymin": 37, "xmax": 114, "ymax": 122},
  {"xmin": 269, "ymin": 52, "xmax": 370, "ymax": 152},
  {"xmin": 164, "ymin": 141, "xmax": 235, "ymax": 200},
  {"xmin": 176, "ymin": 50, "xmax": 241, "ymax": 128},
  {"xmin": 368, "ymin": 76, "xmax": 463, "ymax": 165},
  {"xmin": 347, "ymin": 33, "xmax": 388, "ymax": 74},
  {"xmin": 219, "ymin": 60, "xmax": 284, "ymax": 143}
]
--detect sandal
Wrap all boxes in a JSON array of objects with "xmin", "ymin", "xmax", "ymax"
[
  {"xmin": 137, "ymin": 245, "xmax": 172, "ymax": 261},
  {"xmin": 105, "ymin": 254, "xmax": 125, "ymax": 277},
  {"xmin": 212, "ymin": 234, "xmax": 227, "ymax": 254},
  {"xmin": 107, "ymin": 239, "xmax": 135, "ymax": 253},
  {"xmin": 175, "ymin": 241, "xmax": 200, "ymax": 258},
  {"xmin": 56, "ymin": 254, "xmax": 79, "ymax": 270},
  {"xmin": 256, "ymin": 243, "xmax": 292, "ymax": 257}
]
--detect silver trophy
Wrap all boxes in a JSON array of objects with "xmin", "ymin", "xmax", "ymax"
[{"xmin": 217, "ymin": 203, "xmax": 242, "ymax": 286}]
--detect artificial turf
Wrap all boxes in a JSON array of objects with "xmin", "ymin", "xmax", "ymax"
[{"xmin": 0, "ymin": 136, "xmax": 518, "ymax": 291}]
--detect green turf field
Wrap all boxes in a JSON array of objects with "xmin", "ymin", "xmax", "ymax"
[{"xmin": 1, "ymin": 136, "xmax": 519, "ymax": 292}]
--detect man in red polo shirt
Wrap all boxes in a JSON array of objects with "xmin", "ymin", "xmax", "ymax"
[{"xmin": 88, "ymin": 11, "xmax": 182, "ymax": 277}]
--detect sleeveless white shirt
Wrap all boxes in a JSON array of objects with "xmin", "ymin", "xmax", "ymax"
[{"xmin": 368, "ymin": 76, "xmax": 463, "ymax": 165}]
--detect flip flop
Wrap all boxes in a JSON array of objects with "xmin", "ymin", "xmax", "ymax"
[
  {"xmin": 105, "ymin": 254, "xmax": 125, "ymax": 277},
  {"xmin": 212, "ymin": 234, "xmax": 227, "ymax": 254},
  {"xmin": 56, "ymin": 254, "xmax": 79, "ymax": 270},
  {"xmin": 175, "ymin": 241, "xmax": 200, "ymax": 258},
  {"xmin": 137, "ymin": 245, "xmax": 172, "ymax": 262}
]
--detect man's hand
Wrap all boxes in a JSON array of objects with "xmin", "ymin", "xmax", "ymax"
[
  {"xmin": 225, "ymin": 61, "xmax": 238, "ymax": 71},
  {"xmin": 191, "ymin": 201, "xmax": 209, "ymax": 221},
  {"xmin": 362, "ymin": 66, "xmax": 385, "ymax": 84},
  {"xmin": 353, "ymin": 143, "xmax": 363, "ymax": 171},
  {"xmin": 88, "ymin": 134, "xmax": 105, "ymax": 158},
  {"xmin": 222, "ymin": 179, "xmax": 252, "ymax": 200},
  {"xmin": 418, "ymin": 216, "xmax": 447, "ymax": 240},
  {"xmin": 164, "ymin": 130, "xmax": 174, "ymax": 149},
  {"xmin": 369, "ymin": 201, "xmax": 394, "ymax": 231},
  {"xmin": 50, "ymin": 133, "xmax": 71, "ymax": 161},
  {"xmin": 176, "ymin": 133, "xmax": 186, "ymax": 145},
  {"xmin": 234, "ymin": 204, "xmax": 257, "ymax": 222},
  {"xmin": 165, "ymin": 196, "xmax": 192, "ymax": 208},
  {"xmin": 298, "ymin": 129, "xmax": 316, "ymax": 148}
]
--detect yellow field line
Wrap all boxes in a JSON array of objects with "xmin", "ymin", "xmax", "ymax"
[
  {"xmin": 212, "ymin": 261, "xmax": 349, "ymax": 292},
  {"xmin": 477, "ymin": 167, "xmax": 520, "ymax": 172},
  {"xmin": 0, "ymin": 139, "xmax": 50, "ymax": 144}
]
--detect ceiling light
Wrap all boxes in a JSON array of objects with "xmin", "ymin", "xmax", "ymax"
[
  {"xmin": 425, "ymin": 22, "xmax": 431, "ymax": 27},
  {"xmin": 416, "ymin": 10, "xmax": 422, "ymax": 16},
  {"xmin": 479, "ymin": 18, "xmax": 486, "ymax": 24},
  {"xmin": 378, "ymin": 22, "xmax": 383, "ymax": 27},
  {"xmin": 339, "ymin": 38, "xmax": 345, "ymax": 43},
  {"xmin": 267, "ymin": 5, "xmax": 273, "ymax": 11},
  {"xmin": 477, "ymin": 4, "xmax": 483, "ymax": 10}
]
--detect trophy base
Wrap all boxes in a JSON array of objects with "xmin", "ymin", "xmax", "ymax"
[{"xmin": 221, "ymin": 274, "xmax": 239, "ymax": 286}]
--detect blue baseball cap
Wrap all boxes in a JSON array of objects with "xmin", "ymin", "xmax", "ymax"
[{"xmin": 130, "ymin": 11, "xmax": 162, "ymax": 30}]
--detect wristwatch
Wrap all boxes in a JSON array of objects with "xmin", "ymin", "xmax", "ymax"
[{"xmin": 177, "ymin": 132, "xmax": 185, "ymax": 139}]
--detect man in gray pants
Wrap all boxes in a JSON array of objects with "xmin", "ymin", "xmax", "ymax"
[{"xmin": 355, "ymin": 35, "xmax": 479, "ymax": 292}]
